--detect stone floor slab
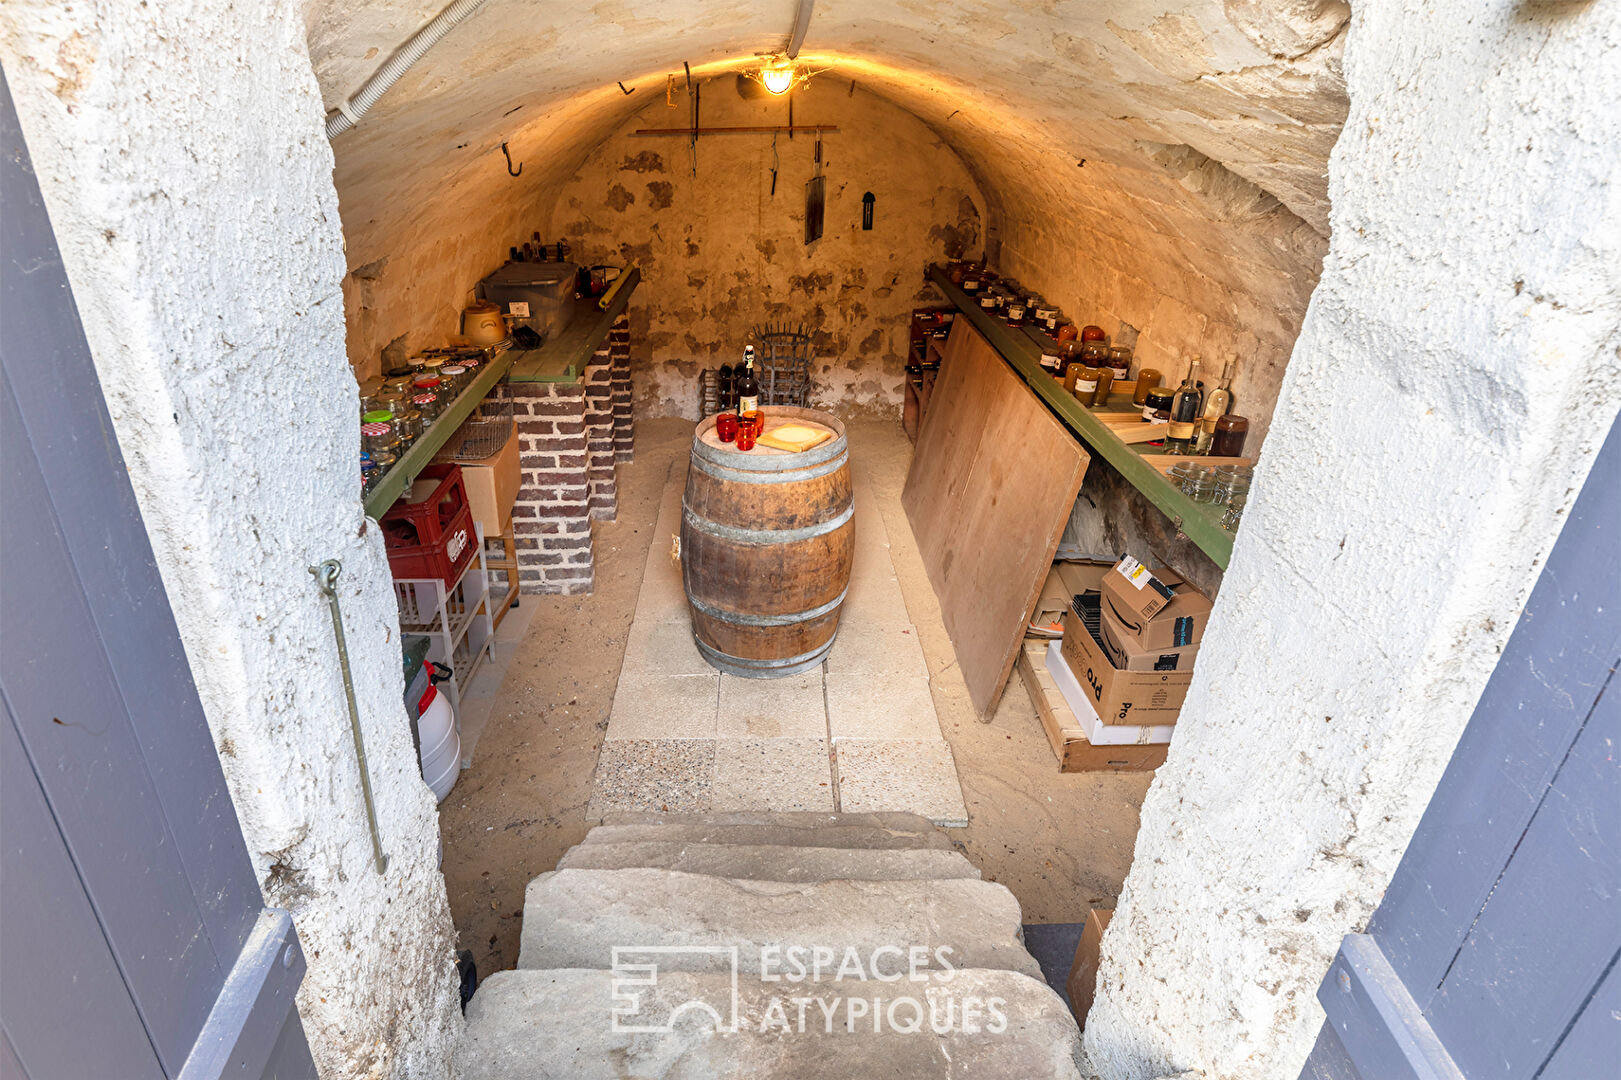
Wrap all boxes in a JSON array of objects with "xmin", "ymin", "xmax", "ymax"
[
  {"xmin": 824, "ymin": 621, "xmax": 929, "ymax": 679},
  {"xmin": 586, "ymin": 739, "xmax": 716, "ymax": 819},
  {"xmin": 825, "ymin": 671, "xmax": 942, "ymax": 740},
  {"xmin": 835, "ymin": 738, "xmax": 969, "ymax": 827},
  {"xmin": 605, "ymin": 672, "xmax": 718, "ymax": 740},
  {"xmin": 710, "ymin": 738, "xmax": 835, "ymax": 812},
  {"xmin": 716, "ymin": 671, "xmax": 828, "ymax": 738},
  {"xmin": 621, "ymin": 612, "xmax": 712, "ymax": 677}
]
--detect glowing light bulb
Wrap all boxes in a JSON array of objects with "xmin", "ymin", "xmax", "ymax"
[{"xmin": 761, "ymin": 59, "xmax": 796, "ymax": 95}]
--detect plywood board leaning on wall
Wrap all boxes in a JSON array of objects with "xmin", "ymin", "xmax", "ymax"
[{"xmin": 903, "ymin": 319, "xmax": 1090, "ymax": 717}]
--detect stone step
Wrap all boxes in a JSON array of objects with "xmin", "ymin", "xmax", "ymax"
[
  {"xmin": 518, "ymin": 869, "xmax": 1042, "ymax": 981},
  {"xmin": 599, "ymin": 811, "xmax": 942, "ymax": 831},
  {"xmin": 583, "ymin": 820, "xmax": 954, "ymax": 852},
  {"xmin": 556, "ymin": 841, "xmax": 982, "ymax": 882},
  {"xmin": 457, "ymin": 967, "xmax": 1083, "ymax": 1080}
]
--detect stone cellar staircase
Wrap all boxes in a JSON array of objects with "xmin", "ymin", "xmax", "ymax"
[{"xmin": 456, "ymin": 812, "xmax": 1084, "ymax": 1078}]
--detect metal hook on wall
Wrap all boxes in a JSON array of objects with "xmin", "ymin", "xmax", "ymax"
[{"xmin": 501, "ymin": 142, "xmax": 522, "ymax": 177}]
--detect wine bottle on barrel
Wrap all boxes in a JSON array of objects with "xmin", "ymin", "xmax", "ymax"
[{"xmin": 737, "ymin": 346, "xmax": 760, "ymax": 415}]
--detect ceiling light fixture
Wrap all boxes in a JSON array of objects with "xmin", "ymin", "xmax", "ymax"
[{"xmin": 761, "ymin": 57, "xmax": 797, "ymax": 95}]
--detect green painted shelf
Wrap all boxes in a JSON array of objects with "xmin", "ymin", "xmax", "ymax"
[
  {"xmin": 509, "ymin": 266, "xmax": 641, "ymax": 382},
  {"xmin": 925, "ymin": 265, "xmax": 1235, "ymax": 569},
  {"xmin": 363, "ymin": 350, "xmax": 516, "ymax": 520}
]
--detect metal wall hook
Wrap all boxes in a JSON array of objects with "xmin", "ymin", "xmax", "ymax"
[
  {"xmin": 309, "ymin": 558, "xmax": 389, "ymax": 875},
  {"xmin": 501, "ymin": 142, "xmax": 522, "ymax": 177}
]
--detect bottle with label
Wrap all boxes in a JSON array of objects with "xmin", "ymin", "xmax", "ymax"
[
  {"xmin": 737, "ymin": 346, "xmax": 760, "ymax": 415},
  {"xmin": 1195, "ymin": 360, "xmax": 1235, "ymax": 454},
  {"xmin": 1165, "ymin": 358, "xmax": 1204, "ymax": 454}
]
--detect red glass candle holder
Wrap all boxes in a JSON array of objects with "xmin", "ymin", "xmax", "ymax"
[
  {"xmin": 740, "ymin": 410, "xmax": 763, "ymax": 437},
  {"xmin": 716, "ymin": 412, "xmax": 739, "ymax": 443},
  {"xmin": 735, "ymin": 427, "xmax": 757, "ymax": 451}
]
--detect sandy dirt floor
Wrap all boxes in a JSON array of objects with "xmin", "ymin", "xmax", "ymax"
[{"xmin": 438, "ymin": 417, "xmax": 1151, "ymax": 976}]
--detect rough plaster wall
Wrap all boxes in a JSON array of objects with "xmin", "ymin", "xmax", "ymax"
[
  {"xmin": 311, "ymin": 2, "xmax": 1347, "ymax": 435},
  {"xmin": 545, "ymin": 79, "xmax": 986, "ymax": 418},
  {"xmin": 0, "ymin": 4, "xmax": 462, "ymax": 1078},
  {"xmin": 1084, "ymin": 3, "xmax": 1621, "ymax": 1077}
]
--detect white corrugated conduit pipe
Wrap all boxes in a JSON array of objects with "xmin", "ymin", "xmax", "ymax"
[{"xmin": 325, "ymin": 0, "xmax": 490, "ymax": 139}]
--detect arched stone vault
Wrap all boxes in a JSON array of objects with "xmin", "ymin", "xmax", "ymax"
[{"xmin": 310, "ymin": 0, "xmax": 1349, "ymax": 451}]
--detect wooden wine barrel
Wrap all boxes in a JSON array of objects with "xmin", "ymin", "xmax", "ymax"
[{"xmin": 681, "ymin": 407, "xmax": 854, "ymax": 677}]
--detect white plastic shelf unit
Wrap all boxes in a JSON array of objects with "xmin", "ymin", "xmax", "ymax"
[{"xmin": 393, "ymin": 523, "xmax": 495, "ymax": 714}]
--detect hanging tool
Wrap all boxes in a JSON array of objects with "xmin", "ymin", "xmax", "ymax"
[
  {"xmin": 617, "ymin": 81, "xmax": 633, "ymax": 95},
  {"xmin": 501, "ymin": 142, "xmax": 522, "ymax": 177},
  {"xmin": 309, "ymin": 559, "xmax": 388, "ymax": 875},
  {"xmin": 770, "ymin": 132, "xmax": 780, "ymax": 197}
]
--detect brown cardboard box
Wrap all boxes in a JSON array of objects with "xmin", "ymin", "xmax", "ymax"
[
  {"xmin": 1065, "ymin": 908, "xmax": 1112, "ymax": 1029},
  {"xmin": 1030, "ymin": 560, "xmax": 1113, "ymax": 633},
  {"xmin": 446, "ymin": 424, "xmax": 520, "ymax": 537},
  {"xmin": 1098, "ymin": 607, "xmax": 1201, "ymax": 672},
  {"xmin": 1016, "ymin": 642, "xmax": 1169, "ymax": 772},
  {"xmin": 1099, "ymin": 558, "xmax": 1213, "ymax": 651},
  {"xmin": 1060, "ymin": 606, "xmax": 1191, "ymax": 724}
]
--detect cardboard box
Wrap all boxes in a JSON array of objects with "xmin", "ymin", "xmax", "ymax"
[
  {"xmin": 445, "ymin": 424, "xmax": 519, "ymax": 537},
  {"xmin": 1100, "ymin": 557, "xmax": 1213, "ymax": 651},
  {"xmin": 1098, "ymin": 607, "xmax": 1201, "ymax": 672},
  {"xmin": 1017, "ymin": 642, "xmax": 1168, "ymax": 771},
  {"xmin": 1066, "ymin": 908, "xmax": 1112, "ymax": 1030},
  {"xmin": 1046, "ymin": 641, "xmax": 1175, "ymax": 742},
  {"xmin": 1030, "ymin": 560, "xmax": 1113, "ymax": 634},
  {"xmin": 1060, "ymin": 607, "xmax": 1191, "ymax": 725}
]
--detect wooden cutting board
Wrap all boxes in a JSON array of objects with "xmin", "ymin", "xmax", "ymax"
[{"xmin": 902, "ymin": 319, "xmax": 1091, "ymax": 717}]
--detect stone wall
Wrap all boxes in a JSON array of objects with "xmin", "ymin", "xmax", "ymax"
[
  {"xmin": 1082, "ymin": 3, "xmax": 1621, "ymax": 1078},
  {"xmin": 0, "ymin": 2, "xmax": 462, "ymax": 1077},
  {"xmin": 541, "ymin": 78, "xmax": 986, "ymax": 419}
]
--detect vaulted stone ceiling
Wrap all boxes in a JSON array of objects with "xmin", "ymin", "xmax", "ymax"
[{"xmin": 307, "ymin": 0, "xmax": 1349, "ymax": 438}]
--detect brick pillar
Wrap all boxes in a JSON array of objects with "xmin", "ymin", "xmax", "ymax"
[
  {"xmin": 609, "ymin": 314, "xmax": 634, "ymax": 463},
  {"xmin": 582, "ymin": 338, "xmax": 617, "ymax": 522},
  {"xmin": 510, "ymin": 382, "xmax": 593, "ymax": 595}
]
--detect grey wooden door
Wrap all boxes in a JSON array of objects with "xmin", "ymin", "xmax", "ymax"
[
  {"xmin": 1302, "ymin": 419, "xmax": 1619, "ymax": 1078},
  {"xmin": 0, "ymin": 69, "xmax": 317, "ymax": 1080}
]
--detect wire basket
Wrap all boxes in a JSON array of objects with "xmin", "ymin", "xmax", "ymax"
[
  {"xmin": 754, "ymin": 323, "xmax": 815, "ymax": 407},
  {"xmin": 434, "ymin": 370, "xmax": 515, "ymax": 460}
]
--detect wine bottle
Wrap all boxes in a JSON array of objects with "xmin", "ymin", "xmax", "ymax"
[
  {"xmin": 1195, "ymin": 360, "xmax": 1234, "ymax": 454},
  {"xmin": 1166, "ymin": 358, "xmax": 1203, "ymax": 454},
  {"xmin": 717, "ymin": 363, "xmax": 734, "ymax": 410},
  {"xmin": 737, "ymin": 346, "xmax": 760, "ymax": 415}
]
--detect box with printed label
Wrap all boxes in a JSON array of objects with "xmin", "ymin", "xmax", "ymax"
[
  {"xmin": 1099, "ymin": 558, "xmax": 1213, "ymax": 651},
  {"xmin": 1098, "ymin": 607, "xmax": 1201, "ymax": 672},
  {"xmin": 1060, "ymin": 606, "xmax": 1191, "ymax": 725}
]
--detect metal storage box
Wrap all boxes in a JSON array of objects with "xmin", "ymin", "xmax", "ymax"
[{"xmin": 477, "ymin": 261, "xmax": 578, "ymax": 343}]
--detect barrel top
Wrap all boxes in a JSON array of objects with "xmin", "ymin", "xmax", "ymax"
[{"xmin": 692, "ymin": 406, "xmax": 849, "ymax": 473}]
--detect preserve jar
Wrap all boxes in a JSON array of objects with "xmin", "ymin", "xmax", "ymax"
[
  {"xmin": 1107, "ymin": 345, "xmax": 1133, "ymax": 379},
  {"xmin": 1133, "ymin": 367, "xmax": 1164, "ymax": 406},
  {"xmin": 393, "ymin": 407, "xmax": 423, "ymax": 446},
  {"xmin": 1094, "ymin": 367, "xmax": 1115, "ymax": 402},
  {"xmin": 412, "ymin": 389, "xmax": 442, "ymax": 421},
  {"xmin": 1080, "ymin": 324, "xmax": 1107, "ymax": 343},
  {"xmin": 1072, "ymin": 366, "xmax": 1102, "ymax": 407},
  {"xmin": 1005, "ymin": 299, "xmax": 1028, "ymax": 326},
  {"xmin": 1142, "ymin": 386, "xmax": 1174, "ymax": 423},
  {"xmin": 1210, "ymin": 414, "xmax": 1250, "ymax": 458},
  {"xmin": 439, "ymin": 364, "xmax": 469, "ymax": 398}
]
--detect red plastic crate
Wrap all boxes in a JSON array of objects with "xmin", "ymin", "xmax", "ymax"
[{"xmin": 382, "ymin": 464, "xmax": 477, "ymax": 586}]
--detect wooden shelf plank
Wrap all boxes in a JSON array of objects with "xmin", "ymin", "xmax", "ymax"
[
  {"xmin": 925, "ymin": 265, "xmax": 1236, "ymax": 568},
  {"xmin": 509, "ymin": 266, "xmax": 641, "ymax": 382},
  {"xmin": 363, "ymin": 350, "xmax": 516, "ymax": 520}
]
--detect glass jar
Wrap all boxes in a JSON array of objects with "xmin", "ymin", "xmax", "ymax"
[
  {"xmin": 1107, "ymin": 345, "xmax": 1133, "ymax": 380},
  {"xmin": 412, "ymin": 389, "xmax": 442, "ymax": 421},
  {"xmin": 1005, "ymin": 299, "xmax": 1028, "ymax": 327},
  {"xmin": 1210, "ymin": 414, "xmax": 1250, "ymax": 458},
  {"xmin": 1172, "ymin": 463, "xmax": 1220, "ymax": 502},
  {"xmin": 375, "ymin": 390, "xmax": 409, "ymax": 416},
  {"xmin": 1080, "ymin": 324, "xmax": 1107, "ymax": 343},
  {"xmin": 1221, "ymin": 493, "xmax": 1247, "ymax": 532},
  {"xmin": 1094, "ymin": 366, "xmax": 1115, "ymax": 403},
  {"xmin": 361, "ymin": 418, "xmax": 395, "ymax": 454},
  {"xmin": 1214, "ymin": 465, "xmax": 1253, "ymax": 505},
  {"xmin": 1080, "ymin": 340, "xmax": 1110, "ymax": 367},
  {"xmin": 439, "ymin": 364, "xmax": 469, "ymax": 398},
  {"xmin": 1133, "ymin": 367, "xmax": 1164, "ymax": 406},
  {"xmin": 978, "ymin": 294, "xmax": 998, "ymax": 312},
  {"xmin": 360, "ymin": 459, "xmax": 377, "ymax": 496},
  {"xmin": 1142, "ymin": 386, "xmax": 1175, "ymax": 423},
  {"xmin": 418, "ymin": 356, "xmax": 447, "ymax": 376},
  {"xmin": 1073, "ymin": 366, "xmax": 1102, "ymax": 407},
  {"xmin": 393, "ymin": 408, "xmax": 423, "ymax": 446}
]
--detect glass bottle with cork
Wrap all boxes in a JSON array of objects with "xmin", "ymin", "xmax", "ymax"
[
  {"xmin": 1165, "ymin": 358, "xmax": 1204, "ymax": 454},
  {"xmin": 737, "ymin": 345, "xmax": 761, "ymax": 416},
  {"xmin": 1195, "ymin": 359, "xmax": 1235, "ymax": 454}
]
